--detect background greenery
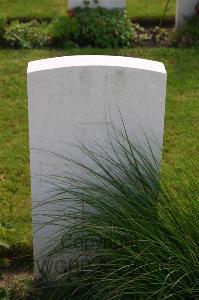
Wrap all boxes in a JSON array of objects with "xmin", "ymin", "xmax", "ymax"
[
  {"xmin": 0, "ymin": 48, "xmax": 198, "ymax": 250},
  {"xmin": 0, "ymin": 0, "xmax": 176, "ymax": 19}
]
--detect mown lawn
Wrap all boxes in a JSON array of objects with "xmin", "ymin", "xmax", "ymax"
[
  {"xmin": 0, "ymin": 47, "xmax": 198, "ymax": 251},
  {"xmin": 0, "ymin": 0, "xmax": 66, "ymax": 18},
  {"xmin": 127, "ymin": 0, "xmax": 176, "ymax": 19},
  {"xmin": 0, "ymin": 0, "xmax": 176, "ymax": 19}
]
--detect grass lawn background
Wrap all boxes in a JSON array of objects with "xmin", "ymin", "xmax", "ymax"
[
  {"xmin": 0, "ymin": 48, "xmax": 198, "ymax": 250},
  {"xmin": 0, "ymin": 0, "xmax": 176, "ymax": 19}
]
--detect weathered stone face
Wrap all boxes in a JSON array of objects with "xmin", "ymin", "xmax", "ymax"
[
  {"xmin": 176, "ymin": 0, "xmax": 198, "ymax": 28},
  {"xmin": 27, "ymin": 55, "xmax": 167, "ymax": 277},
  {"xmin": 68, "ymin": 0, "xmax": 126, "ymax": 10}
]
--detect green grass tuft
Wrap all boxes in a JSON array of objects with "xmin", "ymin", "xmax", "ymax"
[{"xmin": 40, "ymin": 125, "xmax": 199, "ymax": 299}]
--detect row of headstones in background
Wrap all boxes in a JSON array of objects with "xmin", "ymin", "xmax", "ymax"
[
  {"xmin": 68, "ymin": 0, "xmax": 198, "ymax": 29},
  {"xmin": 68, "ymin": 0, "xmax": 126, "ymax": 10},
  {"xmin": 176, "ymin": 0, "xmax": 198, "ymax": 28},
  {"xmin": 28, "ymin": 55, "xmax": 167, "ymax": 277}
]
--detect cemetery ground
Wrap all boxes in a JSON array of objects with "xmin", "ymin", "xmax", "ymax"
[
  {"xmin": 0, "ymin": 0, "xmax": 199, "ymax": 291},
  {"xmin": 0, "ymin": 1, "xmax": 198, "ymax": 299},
  {"xmin": 0, "ymin": 0, "xmax": 176, "ymax": 20},
  {"xmin": 0, "ymin": 47, "xmax": 198, "ymax": 253}
]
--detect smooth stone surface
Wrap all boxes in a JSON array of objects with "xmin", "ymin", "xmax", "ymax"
[
  {"xmin": 68, "ymin": 0, "xmax": 126, "ymax": 10},
  {"xmin": 27, "ymin": 55, "xmax": 167, "ymax": 277},
  {"xmin": 176, "ymin": 0, "xmax": 198, "ymax": 28}
]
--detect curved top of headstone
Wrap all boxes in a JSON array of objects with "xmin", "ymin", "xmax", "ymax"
[{"xmin": 28, "ymin": 55, "xmax": 166, "ymax": 75}]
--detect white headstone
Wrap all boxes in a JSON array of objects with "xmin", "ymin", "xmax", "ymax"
[
  {"xmin": 68, "ymin": 0, "xmax": 126, "ymax": 10},
  {"xmin": 27, "ymin": 55, "xmax": 167, "ymax": 276},
  {"xmin": 176, "ymin": 0, "xmax": 198, "ymax": 28}
]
